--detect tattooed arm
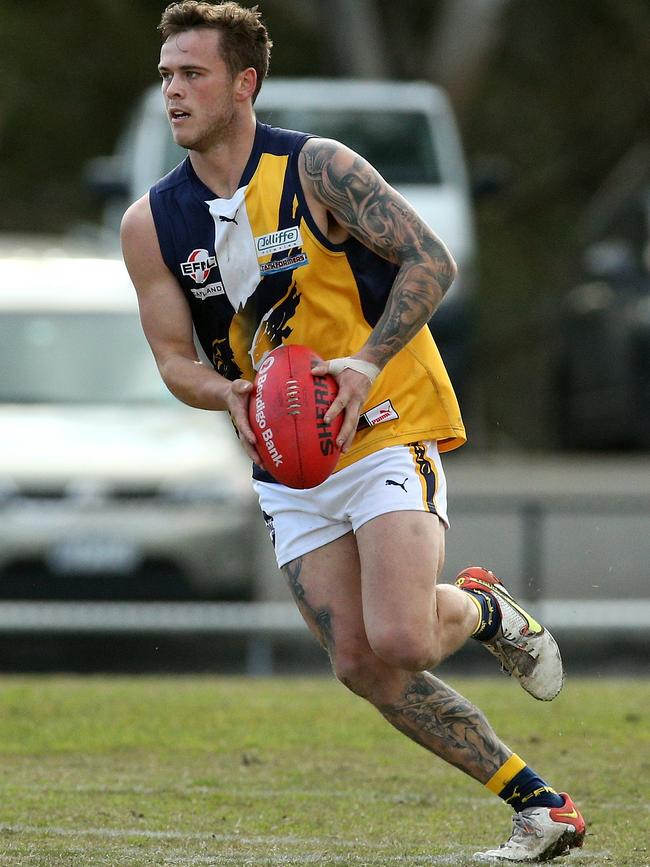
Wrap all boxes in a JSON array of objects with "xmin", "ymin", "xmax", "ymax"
[
  {"xmin": 300, "ymin": 138, "xmax": 457, "ymax": 449},
  {"xmin": 301, "ymin": 138, "xmax": 457, "ymax": 360}
]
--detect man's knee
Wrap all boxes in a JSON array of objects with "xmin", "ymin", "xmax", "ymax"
[
  {"xmin": 367, "ymin": 623, "xmax": 440, "ymax": 672},
  {"xmin": 332, "ymin": 646, "xmax": 393, "ymax": 700}
]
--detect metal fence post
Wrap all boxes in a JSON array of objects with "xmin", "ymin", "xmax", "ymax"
[{"xmin": 522, "ymin": 500, "xmax": 545, "ymax": 600}]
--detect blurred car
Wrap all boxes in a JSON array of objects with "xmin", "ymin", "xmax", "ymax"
[
  {"xmin": 554, "ymin": 147, "xmax": 650, "ymax": 450},
  {"xmin": 0, "ymin": 235, "xmax": 270, "ymax": 601},
  {"xmin": 86, "ymin": 78, "xmax": 478, "ymax": 394}
]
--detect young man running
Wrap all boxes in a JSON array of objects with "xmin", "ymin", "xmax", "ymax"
[{"xmin": 121, "ymin": 2, "xmax": 585, "ymax": 860}]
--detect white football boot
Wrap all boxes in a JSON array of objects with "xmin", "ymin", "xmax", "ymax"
[
  {"xmin": 474, "ymin": 793, "xmax": 586, "ymax": 862},
  {"xmin": 455, "ymin": 567, "xmax": 564, "ymax": 701}
]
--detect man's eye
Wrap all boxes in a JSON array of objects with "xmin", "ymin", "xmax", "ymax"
[{"xmin": 187, "ymin": 71, "xmax": 199, "ymax": 79}]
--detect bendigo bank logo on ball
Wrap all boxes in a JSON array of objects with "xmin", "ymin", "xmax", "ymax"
[
  {"xmin": 249, "ymin": 345, "xmax": 342, "ymax": 488},
  {"xmin": 251, "ymin": 355, "xmax": 283, "ymax": 469}
]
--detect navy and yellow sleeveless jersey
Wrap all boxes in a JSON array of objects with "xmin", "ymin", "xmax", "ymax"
[{"xmin": 149, "ymin": 121, "xmax": 466, "ymax": 474}]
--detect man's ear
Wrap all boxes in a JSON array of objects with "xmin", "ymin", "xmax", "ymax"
[{"xmin": 235, "ymin": 67, "xmax": 257, "ymax": 102}]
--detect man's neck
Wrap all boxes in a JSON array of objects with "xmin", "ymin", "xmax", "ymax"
[{"xmin": 189, "ymin": 111, "xmax": 257, "ymax": 199}]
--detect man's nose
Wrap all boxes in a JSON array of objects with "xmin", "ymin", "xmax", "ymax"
[{"xmin": 165, "ymin": 74, "xmax": 184, "ymax": 98}]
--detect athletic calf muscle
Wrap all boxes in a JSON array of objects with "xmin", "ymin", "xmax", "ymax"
[{"xmin": 379, "ymin": 672, "xmax": 510, "ymax": 783}]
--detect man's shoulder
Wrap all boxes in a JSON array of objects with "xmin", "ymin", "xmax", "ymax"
[
  {"xmin": 120, "ymin": 193, "xmax": 162, "ymax": 274},
  {"xmin": 260, "ymin": 122, "xmax": 314, "ymax": 157},
  {"xmin": 151, "ymin": 158, "xmax": 190, "ymax": 196},
  {"xmin": 120, "ymin": 193, "xmax": 152, "ymax": 239}
]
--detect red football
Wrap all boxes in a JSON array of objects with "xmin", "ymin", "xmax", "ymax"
[{"xmin": 248, "ymin": 345, "xmax": 343, "ymax": 489}]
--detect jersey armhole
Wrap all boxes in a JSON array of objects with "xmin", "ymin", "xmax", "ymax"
[
  {"xmin": 148, "ymin": 187, "xmax": 181, "ymax": 277},
  {"xmin": 290, "ymin": 138, "xmax": 347, "ymax": 254}
]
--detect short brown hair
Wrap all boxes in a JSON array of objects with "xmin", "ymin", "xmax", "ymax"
[{"xmin": 158, "ymin": 1, "xmax": 272, "ymax": 101}]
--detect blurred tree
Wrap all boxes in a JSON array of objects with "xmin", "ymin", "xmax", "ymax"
[
  {"xmin": 0, "ymin": 0, "xmax": 320, "ymax": 233},
  {"xmin": 2, "ymin": 0, "xmax": 647, "ymax": 243},
  {"xmin": 426, "ymin": 0, "xmax": 511, "ymax": 116},
  {"xmin": 0, "ymin": 0, "xmax": 161, "ymax": 231},
  {"xmin": 320, "ymin": 0, "xmax": 390, "ymax": 78},
  {"xmin": 461, "ymin": 0, "xmax": 650, "ymax": 445}
]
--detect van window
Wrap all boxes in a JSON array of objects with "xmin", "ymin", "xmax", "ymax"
[
  {"xmin": 163, "ymin": 110, "xmax": 439, "ymax": 186},
  {"xmin": 1, "ymin": 313, "xmax": 168, "ymax": 404}
]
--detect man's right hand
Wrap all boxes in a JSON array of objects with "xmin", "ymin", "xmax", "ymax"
[{"xmin": 226, "ymin": 378, "xmax": 263, "ymax": 465}]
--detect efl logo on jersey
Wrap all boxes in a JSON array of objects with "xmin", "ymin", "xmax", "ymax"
[
  {"xmin": 181, "ymin": 249, "xmax": 217, "ymax": 284},
  {"xmin": 255, "ymin": 227, "xmax": 302, "ymax": 257}
]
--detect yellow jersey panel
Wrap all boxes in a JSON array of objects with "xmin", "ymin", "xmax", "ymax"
[{"xmin": 148, "ymin": 121, "xmax": 466, "ymax": 477}]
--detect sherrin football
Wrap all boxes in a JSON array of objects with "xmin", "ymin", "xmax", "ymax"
[{"xmin": 248, "ymin": 345, "xmax": 343, "ymax": 489}]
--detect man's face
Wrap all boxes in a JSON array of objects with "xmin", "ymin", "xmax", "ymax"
[{"xmin": 158, "ymin": 28, "xmax": 235, "ymax": 151}]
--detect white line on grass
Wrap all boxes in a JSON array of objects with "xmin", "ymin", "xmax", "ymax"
[
  {"xmin": 0, "ymin": 823, "xmax": 450, "ymax": 850},
  {"xmin": 0, "ymin": 827, "xmax": 617, "ymax": 866},
  {"xmin": 0, "ymin": 843, "xmax": 618, "ymax": 867}
]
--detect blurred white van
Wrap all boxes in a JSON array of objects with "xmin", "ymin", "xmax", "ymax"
[{"xmin": 88, "ymin": 79, "xmax": 477, "ymax": 387}]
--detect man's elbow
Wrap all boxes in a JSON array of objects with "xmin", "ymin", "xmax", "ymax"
[
  {"xmin": 447, "ymin": 255, "xmax": 459, "ymax": 288},
  {"xmin": 435, "ymin": 252, "xmax": 457, "ymax": 298}
]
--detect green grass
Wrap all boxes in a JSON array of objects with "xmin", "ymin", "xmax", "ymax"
[{"xmin": 0, "ymin": 674, "xmax": 647, "ymax": 866}]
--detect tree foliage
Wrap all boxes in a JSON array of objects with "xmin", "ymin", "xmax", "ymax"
[{"xmin": 2, "ymin": 0, "xmax": 647, "ymax": 243}]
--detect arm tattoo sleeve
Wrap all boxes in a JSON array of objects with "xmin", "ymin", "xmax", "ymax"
[{"xmin": 301, "ymin": 139, "xmax": 456, "ymax": 367}]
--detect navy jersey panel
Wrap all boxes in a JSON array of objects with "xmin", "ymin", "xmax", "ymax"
[{"xmin": 147, "ymin": 119, "xmax": 466, "ymax": 475}]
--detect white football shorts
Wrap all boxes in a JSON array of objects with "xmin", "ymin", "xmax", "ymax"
[{"xmin": 252, "ymin": 440, "xmax": 449, "ymax": 569}]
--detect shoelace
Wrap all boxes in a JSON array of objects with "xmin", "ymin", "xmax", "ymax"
[
  {"xmin": 485, "ymin": 640, "xmax": 533, "ymax": 678},
  {"xmin": 508, "ymin": 812, "xmax": 545, "ymax": 843}
]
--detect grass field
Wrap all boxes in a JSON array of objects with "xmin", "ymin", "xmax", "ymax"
[{"xmin": 0, "ymin": 673, "xmax": 647, "ymax": 866}]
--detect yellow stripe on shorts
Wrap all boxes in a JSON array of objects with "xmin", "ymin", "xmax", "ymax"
[
  {"xmin": 408, "ymin": 442, "xmax": 438, "ymax": 514},
  {"xmin": 485, "ymin": 754, "xmax": 527, "ymax": 794}
]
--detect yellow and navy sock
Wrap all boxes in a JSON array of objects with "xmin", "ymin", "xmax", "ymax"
[
  {"xmin": 464, "ymin": 588, "xmax": 501, "ymax": 641},
  {"xmin": 485, "ymin": 754, "xmax": 565, "ymax": 812}
]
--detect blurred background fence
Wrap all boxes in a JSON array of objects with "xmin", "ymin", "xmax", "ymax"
[{"xmin": 0, "ymin": 453, "xmax": 647, "ymax": 675}]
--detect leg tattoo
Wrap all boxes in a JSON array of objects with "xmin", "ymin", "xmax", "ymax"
[
  {"xmin": 282, "ymin": 562, "xmax": 508, "ymax": 786},
  {"xmin": 283, "ymin": 557, "xmax": 335, "ymax": 652},
  {"xmin": 379, "ymin": 671, "xmax": 511, "ymax": 783}
]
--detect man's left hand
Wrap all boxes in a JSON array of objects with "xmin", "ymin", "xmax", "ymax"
[{"xmin": 311, "ymin": 357, "xmax": 379, "ymax": 452}]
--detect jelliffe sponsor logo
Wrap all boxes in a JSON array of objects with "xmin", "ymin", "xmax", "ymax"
[{"xmin": 255, "ymin": 227, "xmax": 302, "ymax": 257}]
